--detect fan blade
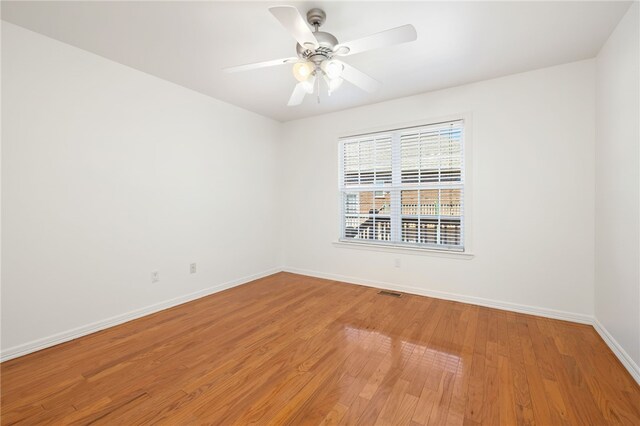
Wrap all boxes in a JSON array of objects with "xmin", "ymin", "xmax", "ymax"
[
  {"xmin": 334, "ymin": 24, "xmax": 417, "ymax": 56},
  {"xmin": 287, "ymin": 83, "xmax": 308, "ymax": 106},
  {"xmin": 287, "ymin": 76, "xmax": 316, "ymax": 106},
  {"xmin": 269, "ymin": 6, "xmax": 319, "ymax": 50},
  {"xmin": 337, "ymin": 61, "xmax": 381, "ymax": 93},
  {"xmin": 224, "ymin": 57, "xmax": 299, "ymax": 73}
]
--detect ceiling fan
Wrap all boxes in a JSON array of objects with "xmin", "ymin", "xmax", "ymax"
[{"xmin": 224, "ymin": 6, "xmax": 417, "ymax": 106}]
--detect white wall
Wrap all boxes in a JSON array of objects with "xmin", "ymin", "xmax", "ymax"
[
  {"xmin": 595, "ymin": 3, "xmax": 640, "ymax": 375},
  {"xmin": 281, "ymin": 60, "xmax": 596, "ymax": 319},
  {"xmin": 1, "ymin": 23, "xmax": 281, "ymax": 355}
]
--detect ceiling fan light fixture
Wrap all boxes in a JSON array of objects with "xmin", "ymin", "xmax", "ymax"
[
  {"xmin": 321, "ymin": 60, "xmax": 343, "ymax": 80},
  {"xmin": 293, "ymin": 61, "xmax": 315, "ymax": 82}
]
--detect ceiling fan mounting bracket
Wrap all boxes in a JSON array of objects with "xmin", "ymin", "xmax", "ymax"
[{"xmin": 306, "ymin": 8, "xmax": 326, "ymax": 28}]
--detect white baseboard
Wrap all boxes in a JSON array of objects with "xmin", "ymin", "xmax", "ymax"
[
  {"xmin": 593, "ymin": 319, "xmax": 640, "ymax": 384},
  {"xmin": 0, "ymin": 268, "xmax": 281, "ymax": 362},
  {"xmin": 283, "ymin": 267, "xmax": 593, "ymax": 324}
]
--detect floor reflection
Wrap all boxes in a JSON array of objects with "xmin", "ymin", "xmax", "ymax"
[{"xmin": 343, "ymin": 325, "xmax": 462, "ymax": 375}]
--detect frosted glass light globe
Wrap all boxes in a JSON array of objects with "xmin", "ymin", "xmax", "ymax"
[
  {"xmin": 321, "ymin": 60, "xmax": 343, "ymax": 80},
  {"xmin": 293, "ymin": 62, "xmax": 314, "ymax": 82}
]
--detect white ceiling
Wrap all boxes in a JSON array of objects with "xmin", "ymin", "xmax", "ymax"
[{"xmin": 1, "ymin": 1, "xmax": 631, "ymax": 122}]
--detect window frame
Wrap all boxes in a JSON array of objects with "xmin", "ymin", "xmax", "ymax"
[{"xmin": 337, "ymin": 115, "xmax": 472, "ymax": 255}]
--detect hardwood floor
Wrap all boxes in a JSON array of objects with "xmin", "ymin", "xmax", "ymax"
[{"xmin": 1, "ymin": 272, "xmax": 639, "ymax": 425}]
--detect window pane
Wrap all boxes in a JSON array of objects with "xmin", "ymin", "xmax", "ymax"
[
  {"xmin": 343, "ymin": 191, "xmax": 391, "ymax": 242},
  {"xmin": 342, "ymin": 135, "xmax": 392, "ymax": 187},
  {"xmin": 440, "ymin": 189, "xmax": 462, "ymax": 216},
  {"xmin": 440, "ymin": 218, "xmax": 462, "ymax": 246},
  {"xmin": 401, "ymin": 124, "xmax": 463, "ymax": 184},
  {"xmin": 400, "ymin": 189, "xmax": 462, "ymax": 246}
]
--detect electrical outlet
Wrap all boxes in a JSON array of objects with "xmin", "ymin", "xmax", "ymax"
[
  {"xmin": 394, "ymin": 258, "xmax": 401, "ymax": 268},
  {"xmin": 151, "ymin": 271, "xmax": 160, "ymax": 283},
  {"xmin": 190, "ymin": 263, "xmax": 197, "ymax": 274}
]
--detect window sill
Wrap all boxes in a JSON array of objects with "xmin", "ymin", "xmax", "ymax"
[{"xmin": 332, "ymin": 240, "xmax": 475, "ymax": 259}]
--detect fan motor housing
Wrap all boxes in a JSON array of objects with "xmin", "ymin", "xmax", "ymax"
[{"xmin": 296, "ymin": 31, "xmax": 338, "ymax": 63}]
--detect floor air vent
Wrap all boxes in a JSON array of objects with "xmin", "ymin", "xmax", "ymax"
[{"xmin": 378, "ymin": 290, "xmax": 402, "ymax": 298}]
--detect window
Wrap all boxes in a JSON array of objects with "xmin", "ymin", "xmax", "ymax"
[
  {"xmin": 339, "ymin": 120, "xmax": 464, "ymax": 251},
  {"xmin": 374, "ymin": 180, "xmax": 388, "ymax": 199}
]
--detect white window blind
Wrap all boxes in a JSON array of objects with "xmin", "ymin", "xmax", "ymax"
[{"xmin": 339, "ymin": 120, "xmax": 464, "ymax": 251}]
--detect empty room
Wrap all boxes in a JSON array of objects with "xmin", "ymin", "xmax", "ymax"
[{"xmin": 1, "ymin": 0, "xmax": 639, "ymax": 424}]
